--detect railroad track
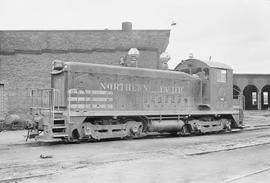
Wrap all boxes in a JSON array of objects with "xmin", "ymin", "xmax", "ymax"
[
  {"xmin": 0, "ymin": 164, "xmax": 60, "ymax": 183},
  {"xmin": 223, "ymin": 167, "xmax": 270, "ymax": 182},
  {"xmin": 1, "ymin": 125, "xmax": 270, "ymax": 183},
  {"xmin": 243, "ymin": 124, "xmax": 270, "ymax": 131},
  {"xmin": 0, "ymin": 172, "xmax": 57, "ymax": 183},
  {"xmin": 186, "ymin": 141, "xmax": 270, "ymax": 156}
]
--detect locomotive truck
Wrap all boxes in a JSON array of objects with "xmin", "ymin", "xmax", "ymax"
[{"xmin": 27, "ymin": 58, "xmax": 244, "ymax": 141}]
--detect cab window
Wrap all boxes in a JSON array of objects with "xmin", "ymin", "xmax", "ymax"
[
  {"xmin": 192, "ymin": 67, "xmax": 209, "ymax": 80},
  {"xmin": 216, "ymin": 69, "xmax": 227, "ymax": 83},
  {"xmin": 203, "ymin": 68, "xmax": 209, "ymax": 80},
  {"xmin": 180, "ymin": 69, "xmax": 191, "ymax": 74}
]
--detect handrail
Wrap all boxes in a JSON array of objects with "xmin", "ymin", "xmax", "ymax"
[
  {"xmin": 233, "ymin": 94, "xmax": 245, "ymax": 110},
  {"xmin": 30, "ymin": 88, "xmax": 63, "ymax": 127},
  {"xmin": 30, "ymin": 88, "xmax": 55, "ymax": 108}
]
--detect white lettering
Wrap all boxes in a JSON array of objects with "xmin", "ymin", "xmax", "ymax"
[{"xmin": 99, "ymin": 82, "xmax": 183, "ymax": 94}]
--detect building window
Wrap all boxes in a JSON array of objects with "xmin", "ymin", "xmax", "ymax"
[
  {"xmin": 216, "ymin": 69, "xmax": 227, "ymax": 83},
  {"xmin": 252, "ymin": 92, "xmax": 257, "ymax": 105},
  {"xmin": 263, "ymin": 92, "xmax": 268, "ymax": 105}
]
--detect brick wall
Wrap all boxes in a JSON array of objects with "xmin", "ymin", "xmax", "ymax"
[
  {"xmin": 0, "ymin": 51, "xmax": 158, "ymax": 89},
  {"xmin": 0, "ymin": 30, "xmax": 170, "ymax": 53},
  {"xmin": 0, "ymin": 29, "xmax": 170, "ymax": 121}
]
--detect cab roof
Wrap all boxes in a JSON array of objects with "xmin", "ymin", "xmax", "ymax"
[{"xmin": 174, "ymin": 59, "xmax": 232, "ymax": 70}]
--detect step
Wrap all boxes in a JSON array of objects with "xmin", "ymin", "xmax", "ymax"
[
  {"xmin": 53, "ymin": 119, "xmax": 65, "ymax": 126},
  {"xmin": 53, "ymin": 111, "xmax": 64, "ymax": 114},
  {"xmin": 53, "ymin": 133, "xmax": 68, "ymax": 138},
  {"xmin": 53, "ymin": 111, "xmax": 64, "ymax": 118},
  {"xmin": 54, "ymin": 118, "xmax": 65, "ymax": 121},
  {"xmin": 52, "ymin": 125, "xmax": 66, "ymax": 129},
  {"xmin": 31, "ymin": 107, "xmax": 51, "ymax": 110}
]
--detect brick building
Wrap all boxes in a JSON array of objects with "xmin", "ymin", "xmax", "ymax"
[
  {"xmin": 0, "ymin": 22, "xmax": 170, "ymax": 121},
  {"xmin": 233, "ymin": 74, "xmax": 270, "ymax": 110},
  {"xmin": 1, "ymin": 21, "xmax": 268, "ymax": 124}
]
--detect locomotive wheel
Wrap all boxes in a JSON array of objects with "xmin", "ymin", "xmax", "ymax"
[
  {"xmin": 135, "ymin": 125, "xmax": 143, "ymax": 137},
  {"xmin": 221, "ymin": 118, "xmax": 232, "ymax": 132},
  {"xmin": 129, "ymin": 124, "xmax": 143, "ymax": 138},
  {"xmin": 224, "ymin": 123, "xmax": 232, "ymax": 132},
  {"xmin": 125, "ymin": 121, "xmax": 143, "ymax": 139},
  {"xmin": 179, "ymin": 125, "xmax": 190, "ymax": 136}
]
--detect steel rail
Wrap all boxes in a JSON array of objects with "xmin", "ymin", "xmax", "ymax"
[
  {"xmin": 0, "ymin": 172, "xmax": 58, "ymax": 183},
  {"xmin": 223, "ymin": 167, "xmax": 270, "ymax": 182}
]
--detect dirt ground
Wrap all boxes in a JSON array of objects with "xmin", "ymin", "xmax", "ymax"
[{"xmin": 1, "ymin": 111, "xmax": 270, "ymax": 183}]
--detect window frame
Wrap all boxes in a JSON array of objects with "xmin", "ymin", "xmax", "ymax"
[
  {"xmin": 252, "ymin": 92, "xmax": 257, "ymax": 105},
  {"xmin": 216, "ymin": 69, "xmax": 227, "ymax": 83},
  {"xmin": 263, "ymin": 92, "xmax": 268, "ymax": 105}
]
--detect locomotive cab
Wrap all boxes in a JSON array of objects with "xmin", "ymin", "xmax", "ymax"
[{"xmin": 175, "ymin": 59, "xmax": 233, "ymax": 112}]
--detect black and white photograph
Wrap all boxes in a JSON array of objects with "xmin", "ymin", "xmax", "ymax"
[{"xmin": 0, "ymin": 0, "xmax": 270, "ymax": 182}]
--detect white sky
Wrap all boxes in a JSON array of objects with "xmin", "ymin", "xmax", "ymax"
[{"xmin": 1, "ymin": 0, "xmax": 270, "ymax": 73}]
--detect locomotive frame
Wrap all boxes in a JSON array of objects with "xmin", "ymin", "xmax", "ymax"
[{"xmin": 28, "ymin": 59, "xmax": 244, "ymax": 142}]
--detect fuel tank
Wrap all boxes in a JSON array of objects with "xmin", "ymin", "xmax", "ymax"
[{"xmin": 148, "ymin": 120, "xmax": 185, "ymax": 132}]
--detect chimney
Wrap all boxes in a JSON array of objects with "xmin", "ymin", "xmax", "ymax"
[{"xmin": 122, "ymin": 22, "xmax": 132, "ymax": 31}]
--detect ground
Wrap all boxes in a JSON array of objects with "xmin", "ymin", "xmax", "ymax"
[{"xmin": 1, "ymin": 111, "xmax": 270, "ymax": 183}]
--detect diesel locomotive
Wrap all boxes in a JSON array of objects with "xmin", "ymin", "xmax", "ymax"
[{"xmin": 27, "ymin": 58, "xmax": 244, "ymax": 141}]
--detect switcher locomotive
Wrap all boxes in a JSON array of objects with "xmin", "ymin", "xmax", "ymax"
[{"xmin": 28, "ymin": 58, "xmax": 243, "ymax": 141}]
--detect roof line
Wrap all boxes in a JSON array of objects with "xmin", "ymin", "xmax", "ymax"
[
  {"xmin": 0, "ymin": 47, "xmax": 160, "ymax": 55},
  {"xmin": 0, "ymin": 29, "xmax": 170, "ymax": 32},
  {"xmin": 234, "ymin": 73, "xmax": 270, "ymax": 76}
]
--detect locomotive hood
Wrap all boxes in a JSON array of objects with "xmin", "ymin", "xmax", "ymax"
[{"xmin": 54, "ymin": 61, "xmax": 200, "ymax": 81}]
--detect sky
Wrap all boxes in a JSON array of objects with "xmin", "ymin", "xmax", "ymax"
[{"xmin": 0, "ymin": 0, "xmax": 270, "ymax": 73}]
